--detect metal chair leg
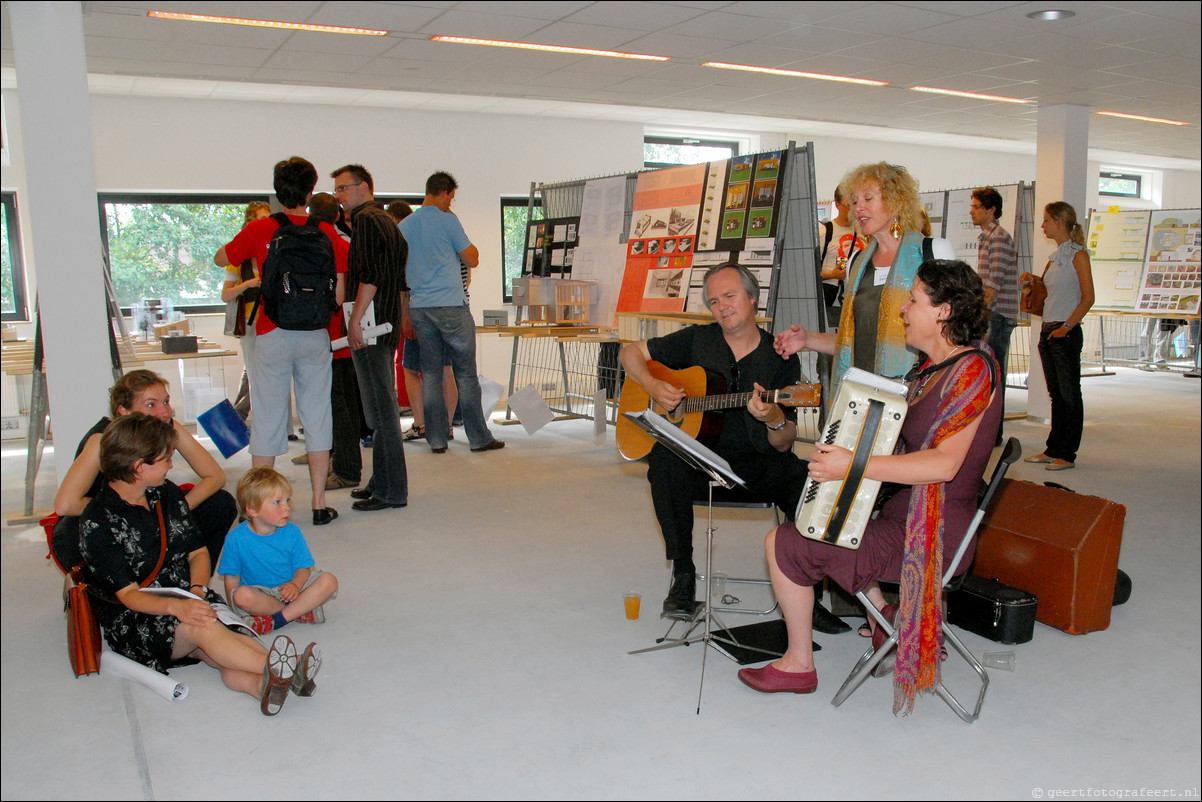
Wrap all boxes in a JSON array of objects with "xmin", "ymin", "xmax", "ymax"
[
  {"xmin": 931, "ymin": 625, "xmax": 989, "ymax": 723},
  {"xmin": 831, "ymin": 592, "xmax": 896, "ymax": 708}
]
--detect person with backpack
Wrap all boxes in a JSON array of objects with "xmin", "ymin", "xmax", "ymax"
[{"xmin": 215, "ymin": 157, "xmax": 349, "ymax": 526}]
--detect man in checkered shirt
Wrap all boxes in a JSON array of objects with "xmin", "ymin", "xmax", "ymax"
[{"xmin": 971, "ymin": 186, "xmax": 1018, "ymax": 444}]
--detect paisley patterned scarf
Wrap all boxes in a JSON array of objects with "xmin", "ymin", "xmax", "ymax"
[{"xmin": 893, "ymin": 346, "xmax": 994, "ymax": 715}]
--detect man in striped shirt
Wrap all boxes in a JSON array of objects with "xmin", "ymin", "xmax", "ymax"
[{"xmin": 971, "ymin": 186, "xmax": 1018, "ymax": 443}]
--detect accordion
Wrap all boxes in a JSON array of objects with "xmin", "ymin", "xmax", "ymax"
[{"xmin": 794, "ymin": 368, "xmax": 909, "ymax": 550}]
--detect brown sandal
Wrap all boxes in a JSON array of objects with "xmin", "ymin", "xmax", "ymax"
[
  {"xmin": 260, "ymin": 635, "xmax": 297, "ymax": 715},
  {"xmin": 402, "ymin": 424, "xmax": 425, "ymax": 441},
  {"xmin": 291, "ymin": 642, "xmax": 321, "ymax": 697}
]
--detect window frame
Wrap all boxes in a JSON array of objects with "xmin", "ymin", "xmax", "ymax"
[
  {"xmin": 97, "ymin": 192, "xmax": 270, "ymax": 315},
  {"xmin": 643, "ymin": 135, "xmax": 740, "ymax": 169},
  {"xmin": 1, "ymin": 191, "xmax": 29, "ymax": 322},
  {"xmin": 500, "ymin": 196, "xmax": 544, "ymax": 303},
  {"xmin": 1098, "ymin": 171, "xmax": 1143, "ymax": 199}
]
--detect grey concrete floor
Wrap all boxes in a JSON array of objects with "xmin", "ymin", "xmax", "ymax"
[{"xmin": 2, "ymin": 367, "xmax": 1199, "ymax": 800}]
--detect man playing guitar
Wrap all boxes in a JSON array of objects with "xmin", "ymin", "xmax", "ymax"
[{"xmin": 619, "ymin": 263, "xmax": 848, "ymax": 633}]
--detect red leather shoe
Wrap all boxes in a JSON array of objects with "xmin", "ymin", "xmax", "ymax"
[
  {"xmin": 871, "ymin": 603, "xmax": 898, "ymax": 677},
  {"xmin": 738, "ymin": 663, "xmax": 818, "ymax": 694},
  {"xmin": 871, "ymin": 603, "xmax": 898, "ymax": 652}
]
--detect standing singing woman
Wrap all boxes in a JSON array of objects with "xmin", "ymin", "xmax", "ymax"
[
  {"xmin": 776, "ymin": 162, "xmax": 955, "ymax": 399},
  {"xmin": 1024, "ymin": 201, "xmax": 1094, "ymax": 471}
]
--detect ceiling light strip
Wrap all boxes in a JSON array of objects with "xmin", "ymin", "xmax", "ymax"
[
  {"xmin": 431, "ymin": 36, "xmax": 669, "ymax": 62},
  {"xmin": 910, "ymin": 86, "xmax": 1031, "ymax": 104},
  {"xmin": 147, "ymin": 11, "xmax": 387, "ymax": 36},
  {"xmin": 1097, "ymin": 111, "xmax": 1188, "ymax": 126},
  {"xmin": 703, "ymin": 61, "xmax": 888, "ymax": 87}
]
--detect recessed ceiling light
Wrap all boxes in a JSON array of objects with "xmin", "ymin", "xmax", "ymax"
[
  {"xmin": 702, "ymin": 62, "xmax": 888, "ymax": 87},
  {"xmin": 910, "ymin": 86, "xmax": 1032, "ymax": 104},
  {"xmin": 430, "ymin": 36, "xmax": 669, "ymax": 62},
  {"xmin": 1026, "ymin": 10, "xmax": 1076, "ymax": 21},
  {"xmin": 147, "ymin": 10, "xmax": 387, "ymax": 35},
  {"xmin": 1097, "ymin": 111, "xmax": 1189, "ymax": 126}
]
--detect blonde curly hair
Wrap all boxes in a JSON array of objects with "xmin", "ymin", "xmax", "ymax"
[
  {"xmin": 838, "ymin": 162, "xmax": 924, "ymax": 239},
  {"xmin": 236, "ymin": 466, "xmax": 292, "ymax": 518}
]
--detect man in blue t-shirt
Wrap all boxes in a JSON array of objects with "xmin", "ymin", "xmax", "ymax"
[{"xmin": 398, "ymin": 172, "xmax": 503, "ymax": 455}]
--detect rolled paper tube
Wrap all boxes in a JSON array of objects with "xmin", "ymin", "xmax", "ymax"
[
  {"xmin": 101, "ymin": 650, "xmax": 189, "ymax": 701},
  {"xmin": 330, "ymin": 322, "xmax": 393, "ymax": 351}
]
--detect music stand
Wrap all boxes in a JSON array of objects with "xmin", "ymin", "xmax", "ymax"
[{"xmin": 623, "ymin": 410, "xmax": 782, "ymax": 713}]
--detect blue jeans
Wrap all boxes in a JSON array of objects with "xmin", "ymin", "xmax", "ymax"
[
  {"xmin": 350, "ymin": 344, "xmax": 407, "ymax": 504},
  {"xmin": 1037, "ymin": 325, "xmax": 1084, "ymax": 463},
  {"xmin": 409, "ymin": 306, "xmax": 495, "ymax": 450},
  {"xmin": 985, "ymin": 312, "xmax": 1017, "ymax": 437}
]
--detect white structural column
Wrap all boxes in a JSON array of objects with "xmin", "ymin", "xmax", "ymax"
[
  {"xmin": 1027, "ymin": 104, "xmax": 1091, "ymax": 422},
  {"xmin": 9, "ymin": 1, "xmax": 115, "ymax": 480}
]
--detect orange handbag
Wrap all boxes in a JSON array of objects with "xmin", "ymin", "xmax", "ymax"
[{"xmin": 66, "ymin": 578, "xmax": 102, "ymax": 677}]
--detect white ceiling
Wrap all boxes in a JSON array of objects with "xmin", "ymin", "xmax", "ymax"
[{"xmin": 3, "ymin": 1, "xmax": 1200, "ymax": 165}]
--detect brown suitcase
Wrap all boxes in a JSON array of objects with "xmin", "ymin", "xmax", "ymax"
[{"xmin": 972, "ymin": 479, "xmax": 1125, "ymax": 635}]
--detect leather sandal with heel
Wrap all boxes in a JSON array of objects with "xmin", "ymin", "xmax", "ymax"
[
  {"xmin": 260, "ymin": 635, "xmax": 298, "ymax": 716},
  {"xmin": 291, "ymin": 642, "xmax": 321, "ymax": 697}
]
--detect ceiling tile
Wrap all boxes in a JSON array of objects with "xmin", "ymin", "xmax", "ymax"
[
  {"xmin": 562, "ymin": 2, "xmax": 705, "ymax": 29},
  {"xmin": 663, "ymin": 10, "xmax": 803, "ymax": 43}
]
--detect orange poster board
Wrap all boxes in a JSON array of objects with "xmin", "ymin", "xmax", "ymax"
[{"xmin": 617, "ymin": 164, "xmax": 705, "ymax": 314}]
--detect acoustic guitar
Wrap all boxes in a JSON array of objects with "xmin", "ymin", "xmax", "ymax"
[{"xmin": 616, "ymin": 362, "xmax": 821, "ymax": 460}]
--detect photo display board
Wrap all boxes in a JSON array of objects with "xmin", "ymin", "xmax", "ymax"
[
  {"xmin": 523, "ymin": 216, "xmax": 580, "ymax": 278},
  {"xmin": 1134, "ymin": 209, "xmax": 1201, "ymax": 315},
  {"xmin": 1086, "ymin": 209, "xmax": 1151, "ymax": 309},
  {"xmin": 537, "ymin": 148, "xmax": 792, "ymax": 324},
  {"xmin": 617, "ymin": 163, "xmax": 705, "ymax": 314},
  {"xmin": 945, "ymin": 185, "xmax": 1020, "ymax": 269},
  {"xmin": 710, "ymin": 150, "xmax": 786, "ymax": 252}
]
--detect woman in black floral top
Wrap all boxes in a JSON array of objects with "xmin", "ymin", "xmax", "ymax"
[{"xmin": 80, "ymin": 415, "xmax": 310, "ymax": 715}]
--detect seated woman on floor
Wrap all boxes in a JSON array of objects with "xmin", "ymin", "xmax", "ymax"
[
  {"xmin": 79, "ymin": 414, "xmax": 317, "ymax": 716},
  {"xmin": 52, "ymin": 369, "xmax": 236, "ymax": 576},
  {"xmin": 742, "ymin": 259, "xmax": 1001, "ymax": 714}
]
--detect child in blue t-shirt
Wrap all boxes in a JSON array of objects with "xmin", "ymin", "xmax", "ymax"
[{"xmin": 219, "ymin": 467, "xmax": 339, "ymax": 635}]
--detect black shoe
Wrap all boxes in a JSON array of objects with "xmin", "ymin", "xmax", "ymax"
[
  {"xmin": 811, "ymin": 601, "xmax": 851, "ymax": 634},
  {"xmin": 350, "ymin": 488, "xmax": 373, "ymax": 500},
  {"xmin": 662, "ymin": 572, "xmax": 697, "ymax": 617},
  {"xmin": 351, "ymin": 497, "xmax": 408, "ymax": 512},
  {"xmin": 312, "ymin": 508, "xmax": 338, "ymax": 526},
  {"xmin": 470, "ymin": 439, "xmax": 505, "ymax": 453},
  {"xmin": 431, "ymin": 446, "xmax": 448, "ymax": 454}
]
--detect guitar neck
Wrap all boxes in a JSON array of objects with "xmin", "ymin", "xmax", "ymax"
[{"xmin": 678, "ymin": 389, "xmax": 773, "ymax": 413}]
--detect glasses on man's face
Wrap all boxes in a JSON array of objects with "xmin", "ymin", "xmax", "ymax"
[{"xmin": 334, "ymin": 181, "xmax": 363, "ymax": 194}]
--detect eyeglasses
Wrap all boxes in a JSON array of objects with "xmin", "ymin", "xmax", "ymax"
[{"xmin": 334, "ymin": 181, "xmax": 364, "ymax": 193}]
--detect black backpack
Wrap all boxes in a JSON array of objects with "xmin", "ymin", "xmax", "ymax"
[{"xmin": 260, "ymin": 213, "xmax": 337, "ymax": 331}]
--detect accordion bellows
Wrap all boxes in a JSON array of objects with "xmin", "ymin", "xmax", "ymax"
[{"xmin": 794, "ymin": 368, "xmax": 908, "ymax": 549}]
